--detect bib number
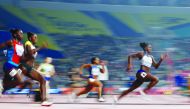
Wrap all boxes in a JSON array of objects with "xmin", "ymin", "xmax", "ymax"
[{"xmin": 141, "ymin": 72, "xmax": 147, "ymax": 78}]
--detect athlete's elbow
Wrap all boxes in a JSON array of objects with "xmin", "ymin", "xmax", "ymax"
[
  {"xmin": 128, "ymin": 55, "xmax": 132, "ymax": 59},
  {"xmin": 155, "ymin": 65, "xmax": 159, "ymax": 69},
  {"xmin": 100, "ymin": 69, "xmax": 105, "ymax": 73}
]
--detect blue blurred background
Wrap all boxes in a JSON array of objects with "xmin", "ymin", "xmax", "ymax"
[{"xmin": 1, "ymin": 0, "xmax": 190, "ymax": 95}]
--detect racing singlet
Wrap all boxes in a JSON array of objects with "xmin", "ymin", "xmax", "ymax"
[
  {"xmin": 7, "ymin": 39, "xmax": 24, "ymax": 64},
  {"xmin": 25, "ymin": 41, "xmax": 38, "ymax": 58}
]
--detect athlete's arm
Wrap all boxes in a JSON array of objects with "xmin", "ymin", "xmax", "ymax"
[
  {"xmin": 79, "ymin": 64, "xmax": 91, "ymax": 75},
  {"xmin": 127, "ymin": 52, "xmax": 143, "ymax": 72},
  {"xmin": 0, "ymin": 40, "xmax": 12, "ymax": 49},
  {"xmin": 35, "ymin": 42, "xmax": 48, "ymax": 52},
  {"xmin": 100, "ymin": 61, "xmax": 105, "ymax": 73},
  {"xmin": 152, "ymin": 54, "xmax": 167, "ymax": 69}
]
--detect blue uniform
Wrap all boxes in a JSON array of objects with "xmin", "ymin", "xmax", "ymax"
[
  {"xmin": 3, "ymin": 39, "xmax": 24, "ymax": 76},
  {"xmin": 88, "ymin": 65, "xmax": 101, "ymax": 79}
]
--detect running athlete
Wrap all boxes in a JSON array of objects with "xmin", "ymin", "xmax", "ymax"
[
  {"xmin": 116, "ymin": 42, "xmax": 167, "ymax": 101},
  {"xmin": 0, "ymin": 29, "xmax": 32, "ymax": 94},
  {"xmin": 20, "ymin": 32, "xmax": 50, "ymax": 106},
  {"xmin": 37, "ymin": 57, "xmax": 55, "ymax": 99},
  {"xmin": 73, "ymin": 57, "xmax": 105, "ymax": 102}
]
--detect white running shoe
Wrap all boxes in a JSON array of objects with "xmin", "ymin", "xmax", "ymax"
[
  {"xmin": 139, "ymin": 90, "xmax": 146, "ymax": 96},
  {"xmin": 113, "ymin": 96, "xmax": 118, "ymax": 104},
  {"xmin": 41, "ymin": 100, "xmax": 53, "ymax": 106},
  {"xmin": 98, "ymin": 97, "xmax": 105, "ymax": 102},
  {"xmin": 70, "ymin": 92, "xmax": 78, "ymax": 103},
  {"xmin": 139, "ymin": 90, "xmax": 151, "ymax": 101}
]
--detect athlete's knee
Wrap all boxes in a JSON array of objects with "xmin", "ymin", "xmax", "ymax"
[
  {"xmin": 155, "ymin": 79, "xmax": 159, "ymax": 84},
  {"xmin": 86, "ymin": 87, "xmax": 92, "ymax": 92},
  {"xmin": 42, "ymin": 79, "xmax": 46, "ymax": 85},
  {"xmin": 25, "ymin": 80, "xmax": 33, "ymax": 85},
  {"xmin": 17, "ymin": 79, "xmax": 23, "ymax": 84},
  {"xmin": 39, "ymin": 78, "xmax": 46, "ymax": 85},
  {"xmin": 99, "ymin": 82, "xmax": 103, "ymax": 87},
  {"xmin": 19, "ymin": 66, "xmax": 27, "ymax": 75},
  {"xmin": 152, "ymin": 77, "xmax": 159, "ymax": 83},
  {"xmin": 84, "ymin": 86, "xmax": 92, "ymax": 93}
]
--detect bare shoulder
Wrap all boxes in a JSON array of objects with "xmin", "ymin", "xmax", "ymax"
[
  {"xmin": 128, "ymin": 51, "xmax": 144, "ymax": 59},
  {"xmin": 134, "ymin": 51, "xmax": 144, "ymax": 57},
  {"xmin": 137, "ymin": 51, "xmax": 144, "ymax": 56},
  {"xmin": 82, "ymin": 64, "xmax": 92, "ymax": 68}
]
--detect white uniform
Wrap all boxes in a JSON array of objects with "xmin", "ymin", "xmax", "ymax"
[
  {"xmin": 91, "ymin": 65, "xmax": 102, "ymax": 76},
  {"xmin": 141, "ymin": 54, "xmax": 153, "ymax": 68},
  {"xmin": 98, "ymin": 65, "xmax": 109, "ymax": 81},
  {"xmin": 37, "ymin": 63, "xmax": 55, "ymax": 98}
]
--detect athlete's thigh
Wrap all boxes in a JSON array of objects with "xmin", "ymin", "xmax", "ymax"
[
  {"xmin": 144, "ymin": 73, "xmax": 157, "ymax": 82},
  {"xmin": 89, "ymin": 80, "xmax": 102, "ymax": 87}
]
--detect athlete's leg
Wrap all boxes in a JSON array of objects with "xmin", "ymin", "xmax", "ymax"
[
  {"xmin": 46, "ymin": 80, "xmax": 50, "ymax": 98},
  {"xmin": 118, "ymin": 79, "xmax": 143, "ymax": 100},
  {"xmin": 77, "ymin": 84, "xmax": 93, "ymax": 96},
  {"xmin": 23, "ymin": 69, "xmax": 46, "ymax": 101},
  {"xmin": 143, "ymin": 74, "xmax": 159, "ymax": 93},
  {"xmin": 90, "ymin": 80, "xmax": 103, "ymax": 99},
  {"xmin": 3, "ymin": 69, "xmax": 32, "ymax": 92}
]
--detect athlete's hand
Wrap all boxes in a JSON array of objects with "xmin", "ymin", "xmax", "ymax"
[
  {"xmin": 160, "ymin": 53, "xmax": 168, "ymax": 60},
  {"xmin": 79, "ymin": 71, "xmax": 83, "ymax": 75},
  {"xmin": 126, "ymin": 64, "xmax": 132, "ymax": 72},
  {"xmin": 100, "ymin": 60, "xmax": 106, "ymax": 66}
]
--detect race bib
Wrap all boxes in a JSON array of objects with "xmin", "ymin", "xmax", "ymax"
[
  {"xmin": 15, "ymin": 44, "xmax": 24, "ymax": 56},
  {"xmin": 9, "ymin": 69, "xmax": 18, "ymax": 77},
  {"xmin": 141, "ymin": 72, "xmax": 147, "ymax": 78},
  {"xmin": 9, "ymin": 68, "xmax": 22, "ymax": 77}
]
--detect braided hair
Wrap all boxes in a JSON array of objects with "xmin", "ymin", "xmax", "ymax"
[{"xmin": 139, "ymin": 42, "xmax": 149, "ymax": 51}]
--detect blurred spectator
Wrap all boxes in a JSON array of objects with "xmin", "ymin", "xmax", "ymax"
[
  {"xmin": 98, "ymin": 60, "xmax": 109, "ymax": 95},
  {"xmin": 37, "ymin": 57, "xmax": 55, "ymax": 98}
]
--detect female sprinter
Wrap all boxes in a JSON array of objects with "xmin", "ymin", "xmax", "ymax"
[
  {"xmin": 73, "ymin": 57, "xmax": 105, "ymax": 102},
  {"xmin": 0, "ymin": 29, "xmax": 32, "ymax": 94},
  {"xmin": 115, "ymin": 42, "xmax": 167, "ymax": 102},
  {"xmin": 20, "ymin": 32, "xmax": 50, "ymax": 106}
]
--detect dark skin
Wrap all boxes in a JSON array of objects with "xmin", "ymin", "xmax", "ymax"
[
  {"xmin": 118, "ymin": 45, "xmax": 167, "ymax": 100},
  {"xmin": 0, "ymin": 30, "xmax": 32, "ymax": 92},
  {"xmin": 0, "ymin": 41, "xmax": 12, "ymax": 49},
  {"xmin": 24, "ymin": 34, "xmax": 47, "ymax": 65},
  {"xmin": 20, "ymin": 34, "xmax": 48, "ymax": 102},
  {"xmin": 127, "ymin": 45, "xmax": 165, "ymax": 72}
]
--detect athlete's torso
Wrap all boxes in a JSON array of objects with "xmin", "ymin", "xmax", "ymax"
[
  {"xmin": 140, "ymin": 53, "xmax": 153, "ymax": 73},
  {"xmin": 24, "ymin": 41, "xmax": 38, "ymax": 66},
  {"xmin": 89, "ymin": 64, "xmax": 102, "ymax": 76},
  {"xmin": 6, "ymin": 39, "xmax": 24, "ymax": 64}
]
